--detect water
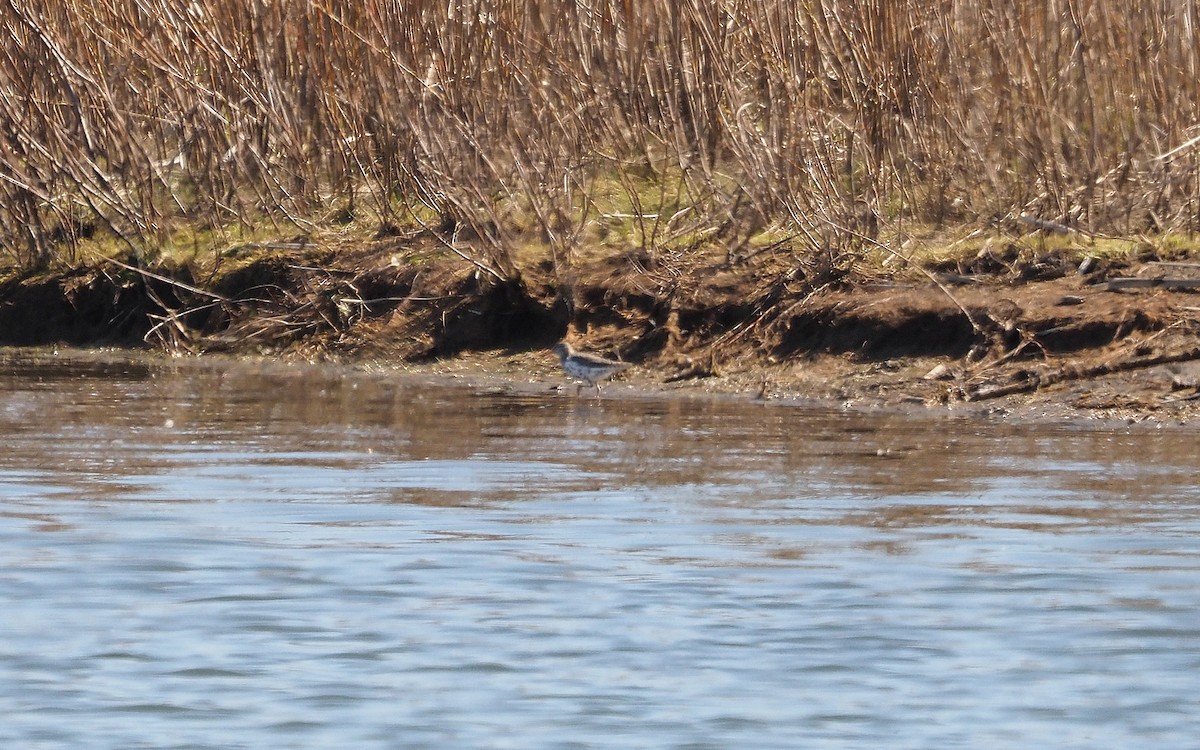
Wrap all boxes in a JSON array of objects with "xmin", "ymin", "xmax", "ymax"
[{"xmin": 2, "ymin": 350, "xmax": 1199, "ymax": 749}]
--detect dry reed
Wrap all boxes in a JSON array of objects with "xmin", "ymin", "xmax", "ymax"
[{"xmin": 2, "ymin": 0, "xmax": 1199, "ymax": 273}]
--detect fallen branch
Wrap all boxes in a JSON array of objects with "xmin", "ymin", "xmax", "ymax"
[
  {"xmin": 965, "ymin": 346, "xmax": 1200, "ymax": 401},
  {"xmin": 1105, "ymin": 277, "xmax": 1200, "ymax": 291}
]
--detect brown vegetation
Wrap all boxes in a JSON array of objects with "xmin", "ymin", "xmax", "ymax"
[{"xmin": 4, "ymin": 1, "xmax": 1200, "ymax": 272}]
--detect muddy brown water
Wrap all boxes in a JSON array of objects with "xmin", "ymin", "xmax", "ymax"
[{"xmin": 2, "ymin": 349, "xmax": 1199, "ymax": 748}]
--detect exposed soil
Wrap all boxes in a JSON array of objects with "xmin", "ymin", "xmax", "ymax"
[{"xmin": 4, "ymin": 235, "xmax": 1200, "ymax": 425}]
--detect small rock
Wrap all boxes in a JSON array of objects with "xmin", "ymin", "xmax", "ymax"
[
  {"xmin": 1057, "ymin": 295, "xmax": 1085, "ymax": 306},
  {"xmin": 923, "ymin": 363, "xmax": 954, "ymax": 381}
]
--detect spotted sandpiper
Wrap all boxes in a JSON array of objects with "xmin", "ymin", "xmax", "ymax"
[{"xmin": 552, "ymin": 341, "xmax": 631, "ymax": 395}]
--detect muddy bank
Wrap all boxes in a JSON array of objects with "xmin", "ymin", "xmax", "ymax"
[{"xmin": 3, "ymin": 238, "xmax": 1200, "ymax": 424}]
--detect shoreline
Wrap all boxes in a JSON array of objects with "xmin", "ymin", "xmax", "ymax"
[
  {"xmin": 6, "ymin": 343, "xmax": 1198, "ymax": 432},
  {"xmin": 3, "ymin": 238, "xmax": 1200, "ymax": 429}
]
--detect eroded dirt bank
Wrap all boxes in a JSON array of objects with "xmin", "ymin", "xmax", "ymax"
[{"xmin": 3, "ymin": 237, "xmax": 1200, "ymax": 424}]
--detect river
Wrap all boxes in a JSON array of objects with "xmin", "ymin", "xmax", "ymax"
[{"xmin": 2, "ymin": 350, "xmax": 1198, "ymax": 748}]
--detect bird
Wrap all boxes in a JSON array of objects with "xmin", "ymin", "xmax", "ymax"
[{"xmin": 551, "ymin": 341, "xmax": 631, "ymax": 396}]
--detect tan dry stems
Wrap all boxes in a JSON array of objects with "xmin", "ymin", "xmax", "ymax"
[{"xmin": 1, "ymin": 1, "xmax": 1199, "ymax": 276}]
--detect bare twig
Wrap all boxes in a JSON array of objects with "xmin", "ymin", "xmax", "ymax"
[{"xmin": 102, "ymin": 256, "xmax": 230, "ymax": 302}]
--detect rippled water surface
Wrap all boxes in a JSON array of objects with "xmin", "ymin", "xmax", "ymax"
[{"xmin": 2, "ymin": 350, "xmax": 1199, "ymax": 749}]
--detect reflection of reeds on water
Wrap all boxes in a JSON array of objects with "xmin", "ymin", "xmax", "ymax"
[{"xmin": 3, "ymin": 2, "xmax": 1198, "ymax": 273}]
